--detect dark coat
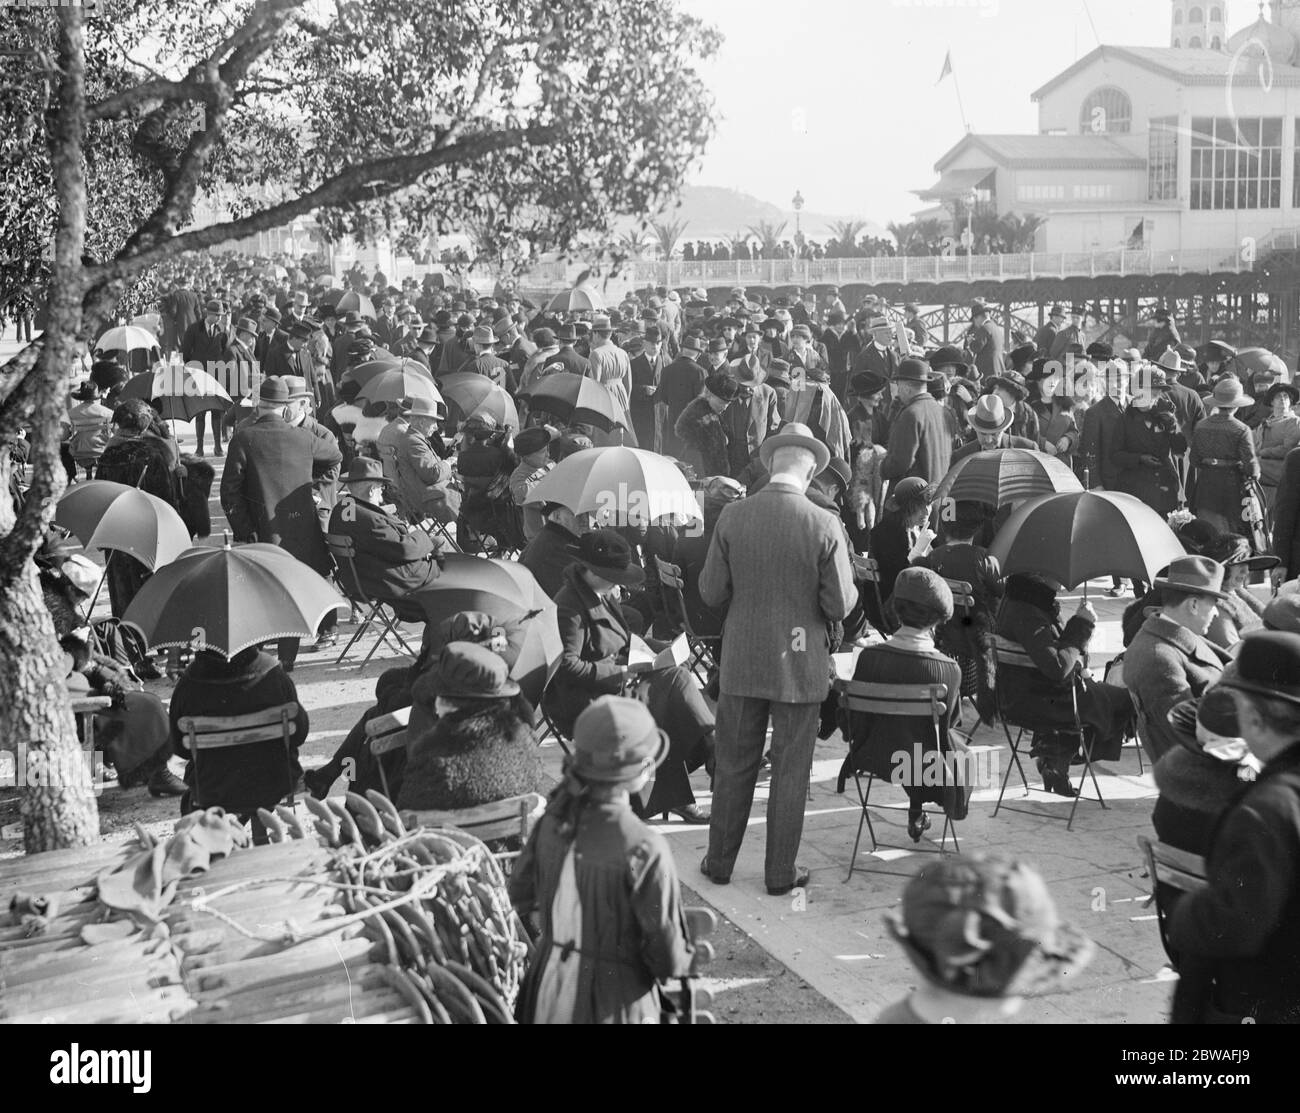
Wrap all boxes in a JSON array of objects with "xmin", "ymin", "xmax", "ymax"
[
  {"xmin": 180, "ymin": 320, "xmax": 230, "ymax": 366},
  {"xmin": 1152, "ymin": 741, "xmax": 1248, "ymax": 858},
  {"xmin": 881, "ymin": 393, "xmax": 952, "ymax": 485},
  {"xmin": 629, "ymin": 351, "xmax": 664, "ymax": 452},
  {"xmin": 658, "ymin": 356, "xmax": 707, "ymax": 457},
  {"xmin": 396, "ymin": 701, "xmax": 544, "ymax": 812},
  {"xmin": 968, "ymin": 319, "xmax": 1005, "ymax": 379},
  {"xmin": 220, "ymin": 412, "xmax": 341, "ymax": 574},
  {"xmin": 394, "ymin": 425, "xmax": 459, "ymax": 524},
  {"xmin": 1113, "ymin": 406, "xmax": 1187, "ymax": 514},
  {"xmin": 1143, "ymin": 321, "xmax": 1182, "ymax": 362},
  {"xmin": 521, "ymin": 520, "xmax": 582, "ymax": 599},
  {"xmin": 326, "ymin": 493, "xmax": 440, "ymax": 600},
  {"xmin": 674, "ymin": 396, "xmax": 731, "ymax": 478},
  {"xmin": 995, "ymin": 580, "xmax": 1093, "ymax": 730},
  {"xmin": 546, "ymin": 564, "xmax": 631, "ymax": 732},
  {"xmin": 1189, "ymin": 413, "xmax": 1259, "ymax": 536},
  {"xmin": 670, "ymin": 521, "xmax": 723, "ymax": 638},
  {"xmin": 1168, "ymin": 745, "xmax": 1300, "ymax": 1022},
  {"xmin": 1078, "ymin": 395, "xmax": 1125, "ymax": 488},
  {"xmin": 169, "ymin": 648, "xmax": 307, "ymax": 814},
  {"xmin": 1271, "ymin": 446, "xmax": 1300, "ymax": 577}
]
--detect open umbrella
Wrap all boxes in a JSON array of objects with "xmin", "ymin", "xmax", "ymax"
[
  {"xmin": 339, "ymin": 357, "xmax": 411, "ymax": 388},
  {"xmin": 357, "ymin": 368, "xmax": 444, "ymax": 409},
  {"xmin": 1232, "ymin": 347, "xmax": 1289, "ymax": 382},
  {"xmin": 318, "ymin": 287, "xmax": 345, "ymax": 308},
  {"xmin": 518, "ymin": 372, "xmax": 622, "ymax": 432},
  {"xmin": 131, "ymin": 313, "xmax": 161, "ymax": 336},
  {"xmin": 122, "ymin": 537, "xmax": 346, "ymax": 657},
  {"xmin": 524, "ymin": 445, "xmax": 701, "ymax": 525},
  {"xmin": 95, "ymin": 325, "xmax": 159, "ymax": 355},
  {"xmin": 416, "ymin": 556, "xmax": 560, "ymax": 704},
  {"xmin": 56, "ymin": 481, "xmax": 191, "ymax": 571},
  {"xmin": 437, "ymin": 372, "xmax": 520, "ymax": 432},
  {"xmin": 120, "ymin": 361, "xmax": 233, "ymax": 422},
  {"xmin": 545, "ymin": 286, "xmax": 605, "ymax": 314},
  {"xmin": 935, "ymin": 448, "xmax": 1083, "ymax": 510},
  {"xmin": 990, "ymin": 490, "xmax": 1185, "ymax": 593},
  {"xmin": 335, "ymin": 290, "xmax": 377, "ymax": 319}
]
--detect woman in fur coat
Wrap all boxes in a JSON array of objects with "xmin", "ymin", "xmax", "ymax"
[{"xmin": 673, "ymin": 373, "xmax": 740, "ymax": 479}]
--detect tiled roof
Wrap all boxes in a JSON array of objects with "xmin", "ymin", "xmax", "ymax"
[
  {"xmin": 934, "ymin": 134, "xmax": 1146, "ymax": 172},
  {"xmin": 1031, "ymin": 45, "xmax": 1300, "ymax": 100}
]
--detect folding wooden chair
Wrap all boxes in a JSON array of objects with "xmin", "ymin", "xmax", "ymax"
[
  {"xmin": 400, "ymin": 792, "xmax": 546, "ymax": 872},
  {"xmin": 939, "ymin": 578, "xmax": 979, "ymax": 726},
  {"xmin": 363, "ymin": 706, "xmax": 410, "ymax": 798},
  {"xmin": 652, "ymin": 555, "xmax": 719, "ymax": 685},
  {"xmin": 661, "ymin": 907, "xmax": 718, "ymax": 1024},
  {"xmin": 839, "ymin": 680, "xmax": 962, "ymax": 879},
  {"xmin": 856, "ymin": 556, "xmax": 895, "ymax": 636},
  {"xmin": 390, "ymin": 486, "xmax": 462, "ymax": 554},
  {"xmin": 991, "ymin": 636, "xmax": 1106, "ymax": 831},
  {"xmin": 1137, "ymin": 835, "xmax": 1207, "ymax": 965},
  {"xmin": 325, "ymin": 533, "xmax": 423, "ymax": 667},
  {"xmin": 1104, "ymin": 651, "xmax": 1144, "ymax": 774},
  {"xmin": 178, "ymin": 701, "xmax": 299, "ymax": 815}
]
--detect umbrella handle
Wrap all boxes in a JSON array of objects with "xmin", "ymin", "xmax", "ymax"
[{"xmin": 83, "ymin": 549, "xmax": 111, "ymax": 621}]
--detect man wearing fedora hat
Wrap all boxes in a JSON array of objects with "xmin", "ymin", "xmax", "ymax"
[
  {"xmin": 1125, "ymin": 556, "xmax": 1234, "ymax": 763},
  {"xmin": 952, "ymin": 395, "xmax": 1037, "ymax": 464},
  {"xmin": 852, "ymin": 316, "xmax": 900, "ymax": 383},
  {"xmin": 548, "ymin": 322, "xmax": 590, "ymax": 378},
  {"xmin": 658, "ymin": 334, "xmax": 708, "ymax": 458},
  {"xmin": 1143, "ymin": 306, "xmax": 1182, "ymax": 364},
  {"xmin": 1035, "ymin": 305, "xmax": 1067, "ymax": 360},
  {"xmin": 460, "ymin": 324, "xmax": 511, "ymax": 391},
  {"xmin": 393, "ymin": 395, "xmax": 459, "ymax": 525},
  {"xmin": 881, "ymin": 358, "xmax": 952, "ymax": 486},
  {"xmin": 986, "ymin": 367, "xmax": 1041, "ymax": 445},
  {"xmin": 1166, "ymin": 631, "xmax": 1300, "ymax": 1023},
  {"xmin": 182, "ymin": 297, "xmax": 233, "ymax": 456},
  {"xmin": 700, "ymin": 423, "xmax": 857, "ymax": 894},
  {"xmin": 327, "ymin": 456, "xmax": 442, "ymax": 601},
  {"xmin": 221, "ymin": 376, "xmax": 344, "ymax": 668},
  {"xmin": 1049, "ymin": 306, "xmax": 1086, "ymax": 363}
]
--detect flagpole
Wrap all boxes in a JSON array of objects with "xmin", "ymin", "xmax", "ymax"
[{"xmin": 951, "ymin": 64, "xmax": 970, "ymax": 133}]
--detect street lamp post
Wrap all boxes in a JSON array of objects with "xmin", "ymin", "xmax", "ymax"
[
  {"xmin": 792, "ymin": 190, "xmax": 805, "ymax": 251},
  {"xmin": 964, "ymin": 188, "xmax": 977, "ymax": 277}
]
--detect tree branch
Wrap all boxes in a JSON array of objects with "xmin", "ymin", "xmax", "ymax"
[{"xmin": 87, "ymin": 78, "xmax": 203, "ymax": 121}]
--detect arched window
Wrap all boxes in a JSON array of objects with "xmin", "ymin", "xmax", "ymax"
[
  {"xmin": 1210, "ymin": 6, "xmax": 1222, "ymax": 21},
  {"xmin": 1174, "ymin": 37, "xmax": 1182, "ymax": 47},
  {"xmin": 1174, "ymin": 9, "xmax": 1183, "ymax": 24},
  {"xmin": 1190, "ymin": 6, "xmax": 1203, "ymax": 22},
  {"xmin": 1190, "ymin": 35, "xmax": 1203, "ymax": 47},
  {"xmin": 1211, "ymin": 35, "xmax": 1222, "ymax": 49},
  {"xmin": 1080, "ymin": 86, "xmax": 1133, "ymax": 134}
]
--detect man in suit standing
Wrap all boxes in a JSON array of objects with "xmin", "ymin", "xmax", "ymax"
[
  {"xmin": 182, "ymin": 298, "xmax": 232, "ymax": 456},
  {"xmin": 628, "ymin": 324, "xmax": 667, "ymax": 452},
  {"xmin": 658, "ymin": 334, "xmax": 708, "ymax": 458},
  {"xmin": 881, "ymin": 359, "xmax": 952, "ymax": 485},
  {"xmin": 699, "ymin": 423, "xmax": 857, "ymax": 895},
  {"xmin": 968, "ymin": 300, "xmax": 1005, "ymax": 379},
  {"xmin": 1035, "ymin": 305, "xmax": 1066, "ymax": 359},
  {"xmin": 162, "ymin": 282, "xmax": 201, "ymax": 358}
]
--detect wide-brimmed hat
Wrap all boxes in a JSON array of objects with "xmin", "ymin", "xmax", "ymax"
[
  {"xmin": 895, "ymin": 358, "xmax": 934, "ymax": 383},
  {"xmin": 885, "ymin": 853, "xmax": 1094, "ymax": 998},
  {"xmin": 1154, "ymin": 555, "xmax": 1230, "ymax": 600},
  {"xmin": 472, "ymin": 324, "xmax": 497, "ymax": 346},
  {"xmin": 259, "ymin": 377, "xmax": 290, "ymax": 404},
  {"xmin": 1265, "ymin": 382, "xmax": 1300, "ymax": 406},
  {"xmin": 436, "ymin": 641, "xmax": 520, "ymax": 700},
  {"xmin": 555, "ymin": 324, "xmax": 577, "ymax": 342},
  {"xmin": 234, "ymin": 316, "xmax": 259, "ymax": 336},
  {"xmin": 758, "ymin": 421, "xmax": 831, "ymax": 473},
  {"xmin": 849, "ymin": 371, "xmax": 889, "ymax": 398},
  {"xmin": 968, "ymin": 394, "xmax": 1015, "ymax": 434},
  {"xmin": 570, "ymin": 696, "xmax": 669, "ymax": 783},
  {"xmin": 1009, "ymin": 344, "xmax": 1037, "ymax": 371},
  {"xmin": 1210, "ymin": 377, "xmax": 1250, "ymax": 409},
  {"xmin": 1201, "ymin": 340, "xmax": 1237, "ymax": 363},
  {"xmin": 1218, "ymin": 630, "xmax": 1300, "ymax": 708},
  {"xmin": 568, "ymin": 528, "xmax": 646, "ymax": 587},
  {"xmin": 398, "ymin": 394, "xmax": 444, "ymax": 419},
  {"xmin": 989, "ymin": 370, "xmax": 1028, "ymax": 401},
  {"xmin": 893, "ymin": 568, "xmax": 954, "ymax": 622},
  {"xmin": 926, "ymin": 345, "xmax": 968, "ymax": 374},
  {"xmin": 1207, "ymin": 534, "xmax": 1280, "ymax": 573},
  {"xmin": 885, "ymin": 476, "xmax": 937, "ymax": 512},
  {"xmin": 1048, "ymin": 305, "xmax": 1066, "ymax": 319},
  {"xmin": 340, "ymin": 457, "xmax": 386, "ymax": 486}
]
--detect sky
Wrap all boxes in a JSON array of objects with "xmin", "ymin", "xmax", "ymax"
[{"xmin": 680, "ymin": 0, "xmax": 1181, "ymax": 227}]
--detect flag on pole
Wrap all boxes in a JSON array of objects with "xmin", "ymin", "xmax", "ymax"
[{"xmin": 937, "ymin": 50, "xmax": 953, "ymax": 84}]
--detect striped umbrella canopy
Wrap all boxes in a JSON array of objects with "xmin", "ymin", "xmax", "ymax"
[
  {"xmin": 334, "ymin": 290, "xmax": 376, "ymax": 319},
  {"xmin": 340, "ymin": 357, "xmax": 416, "ymax": 388},
  {"xmin": 122, "ymin": 537, "xmax": 346, "ymax": 657},
  {"xmin": 357, "ymin": 368, "xmax": 444, "ymax": 409},
  {"xmin": 517, "ymin": 372, "xmax": 621, "ymax": 432},
  {"xmin": 935, "ymin": 448, "xmax": 1082, "ymax": 510},
  {"xmin": 55, "ymin": 480, "xmax": 190, "ymax": 572},
  {"xmin": 437, "ymin": 372, "xmax": 520, "ymax": 432},
  {"xmin": 524, "ymin": 445, "xmax": 701, "ymax": 525},
  {"xmin": 544, "ymin": 286, "xmax": 605, "ymax": 313}
]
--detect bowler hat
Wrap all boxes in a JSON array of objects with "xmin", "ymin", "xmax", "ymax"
[
  {"xmin": 1166, "ymin": 689, "xmax": 1244, "ymax": 755},
  {"xmin": 259, "ymin": 377, "xmax": 290, "ymax": 404},
  {"xmin": 1218, "ymin": 630, "xmax": 1300, "ymax": 708},
  {"xmin": 436, "ymin": 641, "xmax": 520, "ymax": 700},
  {"xmin": 341, "ymin": 457, "xmax": 386, "ymax": 486},
  {"xmin": 287, "ymin": 321, "xmax": 313, "ymax": 341},
  {"xmin": 417, "ymin": 325, "xmax": 437, "ymax": 344},
  {"xmin": 570, "ymin": 696, "xmax": 669, "ymax": 783},
  {"xmin": 885, "ymin": 853, "xmax": 1093, "ymax": 998},
  {"xmin": 532, "ymin": 327, "xmax": 556, "ymax": 347},
  {"xmin": 555, "ymin": 324, "xmax": 577, "ymax": 342},
  {"xmin": 968, "ymin": 394, "xmax": 1014, "ymax": 434},
  {"xmin": 893, "ymin": 567, "xmax": 954, "ymax": 622},
  {"xmin": 895, "ymin": 358, "xmax": 933, "ymax": 383},
  {"xmin": 341, "ymin": 310, "xmax": 363, "ymax": 328},
  {"xmin": 759, "ymin": 421, "xmax": 831, "ymax": 474},
  {"xmin": 643, "ymin": 324, "xmax": 662, "ymax": 342},
  {"xmin": 707, "ymin": 337, "xmax": 728, "ymax": 354},
  {"xmin": 569, "ymin": 528, "xmax": 646, "ymax": 587},
  {"xmin": 1154, "ymin": 556, "xmax": 1229, "ymax": 600}
]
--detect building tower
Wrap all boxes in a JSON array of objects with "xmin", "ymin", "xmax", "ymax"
[{"xmin": 1172, "ymin": 0, "xmax": 1229, "ymax": 49}]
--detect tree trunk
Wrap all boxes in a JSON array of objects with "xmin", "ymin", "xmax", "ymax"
[{"xmin": 0, "ymin": 6, "xmax": 98, "ymax": 853}]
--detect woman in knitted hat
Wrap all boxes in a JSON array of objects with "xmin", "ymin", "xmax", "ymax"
[
  {"xmin": 877, "ymin": 853, "xmax": 1093, "ymax": 1023},
  {"xmin": 842, "ymin": 568, "xmax": 964, "ymax": 843},
  {"xmin": 509, "ymin": 696, "xmax": 694, "ymax": 1024}
]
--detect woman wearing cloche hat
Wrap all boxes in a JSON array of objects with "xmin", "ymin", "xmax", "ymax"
[{"xmin": 509, "ymin": 695, "xmax": 695, "ymax": 1024}]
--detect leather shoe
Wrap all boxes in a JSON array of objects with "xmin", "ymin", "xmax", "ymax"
[
  {"xmin": 147, "ymin": 768, "xmax": 187, "ymax": 797},
  {"xmin": 665, "ymin": 803, "xmax": 710, "ymax": 824},
  {"xmin": 699, "ymin": 856, "xmax": 730, "ymax": 885},
  {"xmin": 767, "ymin": 866, "xmax": 810, "ymax": 896},
  {"xmin": 303, "ymin": 768, "xmax": 334, "ymax": 800}
]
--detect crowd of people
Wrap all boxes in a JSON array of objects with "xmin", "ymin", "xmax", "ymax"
[
  {"xmin": 680, "ymin": 234, "xmax": 898, "ymax": 262},
  {"xmin": 11, "ymin": 250, "xmax": 1300, "ymax": 1025}
]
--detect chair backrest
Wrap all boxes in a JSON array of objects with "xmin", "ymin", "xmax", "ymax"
[
  {"xmin": 993, "ymin": 635, "xmax": 1082, "ymax": 726},
  {"xmin": 841, "ymin": 680, "xmax": 948, "ymax": 722},
  {"xmin": 943, "ymin": 578, "xmax": 974, "ymax": 613},
  {"xmin": 652, "ymin": 554, "xmax": 695, "ymax": 637},
  {"xmin": 178, "ymin": 702, "xmax": 300, "ymax": 751},
  {"xmin": 855, "ymin": 556, "xmax": 882, "ymax": 584},
  {"xmin": 365, "ymin": 706, "xmax": 411, "ymax": 757},
  {"xmin": 1138, "ymin": 835, "xmax": 1208, "ymax": 896},
  {"xmin": 993, "ymin": 635, "xmax": 1035, "ymax": 670},
  {"xmin": 324, "ymin": 532, "xmax": 367, "ymax": 602},
  {"xmin": 400, "ymin": 792, "xmax": 546, "ymax": 843}
]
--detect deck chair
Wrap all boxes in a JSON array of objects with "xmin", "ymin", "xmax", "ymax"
[
  {"xmin": 661, "ymin": 907, "xmax": 718, "ymax": 1024},
  {"xmin": 178, "ymin": 701, "xmax": 299, "ymax": 813},
  {"xmin": 364, "ymin": 706, "xmax": 410, "ymax": 798},
  {"xmin": 991, "ymin": 636, "xmax": 1106, "ymax": 831},
  {"xmin": 400, "ymin": 792, "xmax": 546, "ymax": 867},
  {"xmin": 1137, "ymin": 835, "xmax": 1207, "ymax": 965},
  {"xmin": 839, "ymin": 680, "xmax": 962, "ymax": 879},
  {"xmin": 390, "ymin": 484, "xmax": 462, "ymax": 554},
  {"xmin": 652, "ymin": 555, "xmax": 719, "ymax": 685},
  {"xmin": 325, "ymin": 532, "xmax": 424, "ymax": 667},
  {"xmin": 1104, "ymin": 651, "xmax": 1144, "ymax": 774},
  {"xmin": 939, "ymin": 578, "xmax": 979, "ymax": 725},
  {"xmin": 856, "ymin": 555, "xmax": 895, "ymax": 636}
]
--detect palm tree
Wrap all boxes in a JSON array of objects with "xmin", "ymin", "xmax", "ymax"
[
  {"xmin": 887, "ymin": 220, "xmax": 917, "ymax": 253},
  {"xmin": 747, "ymin": 219, "xmax": 787, "ymax": 258},
  {"xmin": 827, "ymin": 218, "xmax": 868, "ymax": 252},
  {"xmin": 724, "ymin": 229, "xmax": 753, "ymax": 259},
  {"xmin": 650, "ymin": 217, "xmax": 689, "ymax": 260},
  {"xmin": 997, "ymin": 212, "xmax": 1047, "ymax": 252}
]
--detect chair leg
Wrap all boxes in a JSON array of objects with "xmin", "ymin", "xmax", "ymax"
[
  {"xmin": 376, "ymin": 755, "xmax": 390, "ymax": 799},
  {"xmin": 993, "ymin": 727, "xmax": 1027, "ymax": 817},
  {"xmin": 845, "ymin": 771, "xmax": 878, "ymax": 881},
  {"xmin": 939, "ymin": 812, "xmax": 958, "ymax": 855},
  {"xmin": 336, "ymin": 602, "xmax": 381, "ymax": 664}
]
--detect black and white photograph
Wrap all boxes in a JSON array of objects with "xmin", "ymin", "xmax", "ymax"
[{"xmin": 0, "ymin": 0, "xmax": 1295, "ymax": 1065}]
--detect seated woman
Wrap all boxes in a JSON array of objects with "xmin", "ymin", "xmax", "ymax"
[
  {"xmin": 168, "ymin": 646, "xmax": 308, "ymax": 831},
  {"xmin": 866, "ymin": 476, "xmax": 937, "ymax": 634},
  {"xmin": 1203, "ymin": 534, "xmax": 1274, "ymax": 650},
  {"xmin": 921, "ymin": 500, "xmax": 1004, "ymax": 724},
  {"xmin": 995, "ymin": 573, "xmax": 1135, "ymax": 796},
  {"xmin": 843, "ymin": 569, "xmax": 963, "ymax": 843},
  {"xmin": 547, "ymin": 528, "xmax": 714, "ymax": 824},
  {"xmin": 397, "ymin": 642, "xmax": 545, "ymax": 812}
]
